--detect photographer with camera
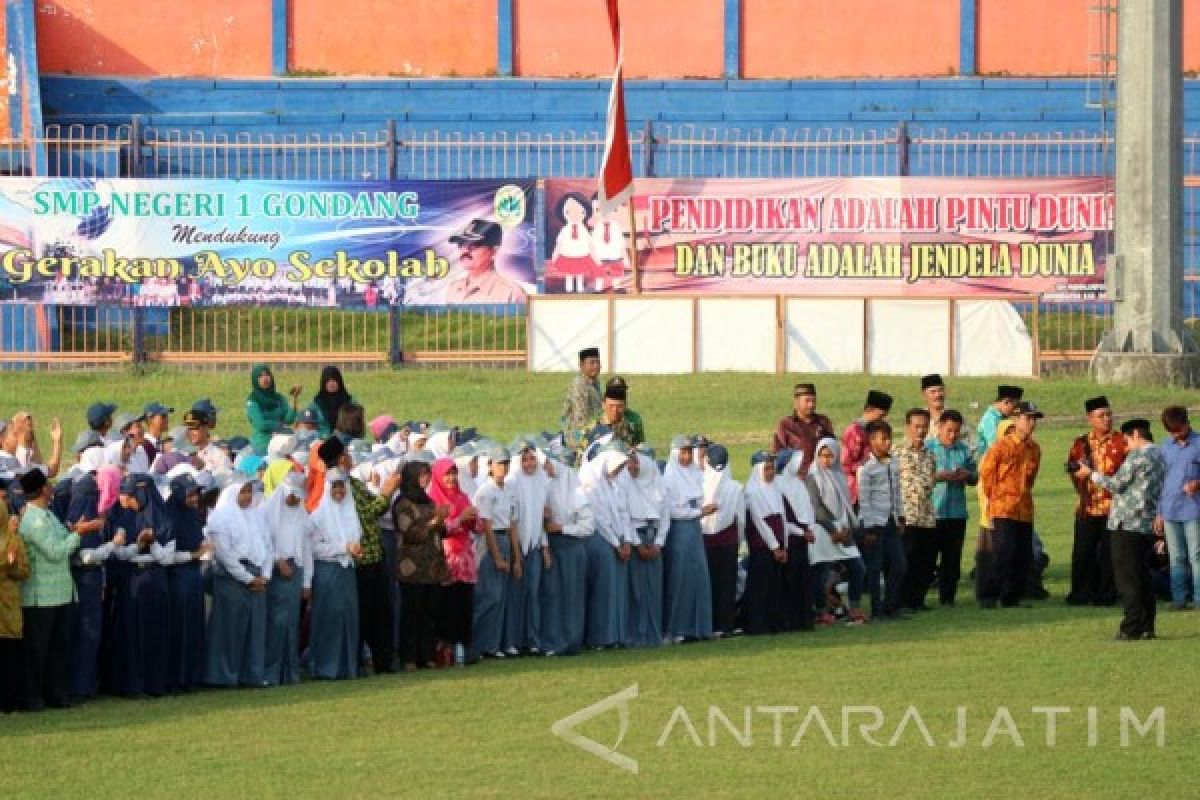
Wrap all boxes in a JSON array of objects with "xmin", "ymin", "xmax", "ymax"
[{"xmin": 1065, "ymin": 397, "xmax": 1127, "ymax": 607}]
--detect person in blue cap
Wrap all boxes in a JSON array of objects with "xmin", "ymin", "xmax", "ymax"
[
  {"xmin": 184, "ymin": 401, "xmax": 231, "ymax": 474},
  {"xmin": 142, "ymin": 402, "xmax": 174, "ymax": 462},
  {"xmin": 295, "ymin": 405, "xmax": 321, "ymax": 433},
  {"xmin": 86, "ymin": 402, "xmax": 117, "ymax": 440}
]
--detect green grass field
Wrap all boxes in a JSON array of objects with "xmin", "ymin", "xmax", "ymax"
[{"xmin": 2, "ymin": 369, "xmax": 1199, "ymax": 799}]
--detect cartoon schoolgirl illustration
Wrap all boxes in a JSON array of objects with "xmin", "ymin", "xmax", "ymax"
[{"xmin": 547, "ymin": 192, "xmax": 601, "ymax": 293}]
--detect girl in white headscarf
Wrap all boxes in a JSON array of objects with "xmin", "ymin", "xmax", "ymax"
[
  {"xmin": 261, "ymin": 472, "xmax": 314, "ymax": 684},
  {"xmin": 408, "ymin": 431, "xmax": 429, "ymax": 455},
  {"xmin": 453, "ymin": 448, "xmax": 481, "ymax": 500},
  {"xmin": 624, "ymin": 448, "xmax": 668, "ymax": 647},
  {"xmin": 204, "ymin": 479, "xmax": 272, "ymax": 687},
  {"xmin": 307, "ymin": 469, "xmax": 362, "ymax": 679},
  {"xmin": 507, "ymin": 444, "xmax": 552, "ymax": 654},
  {"xmin": 742, "ymin": 451, "xmax": 788, "ymax": 635},
  {"xmin": 579, "ymin": 446, "xmax": 634, "ymax": 649},
  {"xmin": 805, "ymin": 438, "xmax": 867, "ymax": 625},
  {"xmin": 540, "ymin": 446, "xmax": 594, "ymax": 656},
  {"xmin": 660, "ymin": 436, "xmax": 713, "ymax": 642},
  {"xmin": 427, "ymin": 430, "xmax": 454, "ymax": 459},
  {"xmin": 700, "ymin": 444, "xmax": 743, "ymax": 637}
]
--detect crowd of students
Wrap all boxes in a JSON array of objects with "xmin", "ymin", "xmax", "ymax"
[{"xmin": 0, "ymin": 357, "xmax": 1189, "ymax": 713}]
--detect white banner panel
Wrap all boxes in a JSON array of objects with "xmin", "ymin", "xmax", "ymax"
[
  {"xmin": 955, "ymin": 300, "xmax": 1034, "ymax": 376},
  {"xmin": 697, "ymin": 297, "xmax": 776, "ymax": 372},
  {"xmin": 868, "ymin": 299, "xmax": 951, "ymax": 375},
  {"xmin": 785, "ymin": 298, "xmax": 865, "ymax": 373},
  {"xmin": 612, "ymin": 298, "xmax": 694, "ymax": 374},
  {"xmin": 529, "ymin": 297, "xmax": 609, "ymax": 371}
]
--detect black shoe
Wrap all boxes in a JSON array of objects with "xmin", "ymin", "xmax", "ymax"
[
  {"xmin": 979, "ymin": 601, "xmax": 998, "ymax": 610},
  {"xmin": 1142, "ymin": 632, "xmax": 1157, "ymax": 640},
  {"xmin": 1113, "ymin": 632, "xmax": 1138, "ymax": 641},
  {"xmin": 912, "ymin": 605, "xmax": 933, "ymax": 613}
]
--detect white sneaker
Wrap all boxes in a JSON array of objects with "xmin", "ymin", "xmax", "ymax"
[{"xmin": 505, "ymin": 646, "xmax": 520, "ymax": 657}]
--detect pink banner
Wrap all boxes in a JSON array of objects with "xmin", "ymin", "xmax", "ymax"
[{"xmin": 542, "ymin": 177, "xmax": 1110, "ymax": 300}]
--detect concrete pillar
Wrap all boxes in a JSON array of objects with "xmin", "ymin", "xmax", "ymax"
[{"xmin": 1094, "ymin": 0, "xmax": 1200, "ymax": 385}]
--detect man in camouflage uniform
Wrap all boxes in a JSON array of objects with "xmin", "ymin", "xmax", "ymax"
[
  {"xmin": 578, "ymin": 378, "xmax": 645, "ymax": 460},
  {"xmin": 561, "ymin": 347, "xmax": 603, "ymax": 458}
]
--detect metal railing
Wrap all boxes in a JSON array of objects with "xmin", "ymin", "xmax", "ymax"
[{"xmin": 1, "ymin": 121, "xmax": 1196, "ymax": 369}]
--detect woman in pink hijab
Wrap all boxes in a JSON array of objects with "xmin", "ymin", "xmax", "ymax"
[
  {"xmin": 428, "ymin": 458, "xmax": 479, "ymax": 665},
  {"xmin": 97, "ymin": 466, "xmax": 122, "ymax": 514}
]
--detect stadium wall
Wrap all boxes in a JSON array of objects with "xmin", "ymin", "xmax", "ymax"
[{"xmin": 30, "ymin": 0, "xmax": 1200, "ymax": 79}]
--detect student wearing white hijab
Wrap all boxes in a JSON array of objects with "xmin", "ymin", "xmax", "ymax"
[
  {"xmin": 262, "ymin": 472, "xmax": 314, "ymax": 685},
  {"xmin": 700, "ymin": 444, "xmax": 743, "ymax": 637},
  {"xmin": 471, "ymin": 448, "xmax": 520, "ymax": 660},
  {"xmin": 104, "ymin": 439, "xmax": 131, "ymax": 472},
  {"xmin": 776, "ymin": 449, "xmax": 817, "ymax": 632},
  {"xmin": 661, "ymin": 435, "xmax": 714, "ymax": 642},
  {"xmin": 308, "ymin": 469, "xmax": 363, "ymax": 680},
  {"xmin": 624, "ymin": 447, "xmax": 669, "ymax": 647},
  {"xmin": 408, "ymin": 431, "xmax": 429, "ymax": 455},
  {"xmin": 539, "ymin": 446, "xmax": 594, "ymax": 656},
  {"xmin": 806, "ymin": 438, "xmax": 867, "ymax": 625},
  {"xmin": 579, "ymin": 444, "xmax": 635, "ymax": 649},
  {"xmin": 506, "ymin": 443, "xmax": 552, "ymax": 654},
  {"xmin": 427, "ymin": 430, "xmax": 454, "ymax": 459},
  {"xmin": 453, "ymin": 446, "xmax": 481, "ymax": 500},
  {"xmin": 742, "ymin": 451, "xmax": 789, "ymax": 635},
  {"xmin": 204, "ymin": 479, "xmax": 272, "ymax": 688}
]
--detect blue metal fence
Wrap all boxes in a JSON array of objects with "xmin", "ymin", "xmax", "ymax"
[{"xmin": 1, "ymin": 121, "xmax": 1197, "ymax": 365}]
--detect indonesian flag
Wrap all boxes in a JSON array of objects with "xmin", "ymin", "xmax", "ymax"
[{"xmin": 598, "ymin": 0, "xmax": 634, "ymax": 211}]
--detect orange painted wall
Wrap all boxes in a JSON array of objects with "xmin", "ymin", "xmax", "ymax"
[
  {"xmin": 743, "ymin": 0, "xmax": 959, "ymax": 78},
  {"xmin": 978, "ymin": 0, "xmax": 1200, "ymax": 76},
  {"xmin": 35, "ymin": 1, "xmax": 271, "ymax": 76},
  {"xmin": 25, "ymin": 0, "xmax": 1200, "ymax": 79},
  {"xmin": 514, "ymin": 0, "xmax": 724, "ymax": 78},
  {"xmin": 291, "ymin": 0, "xmax": 497, "ymax": 76}
]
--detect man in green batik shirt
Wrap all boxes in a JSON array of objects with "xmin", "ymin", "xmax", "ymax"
[
  {"xmin": 578, "ymin": 377, "xmax": 645, "ymax": 459},
  {"xmin": 561, "ymin": 346, "xmax": 603, "ymax": 457},
  {"xmin": 348, "ymin": 466, "xmax": 402, "ymax": 674}
]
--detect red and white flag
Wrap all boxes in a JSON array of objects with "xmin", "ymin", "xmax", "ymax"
[{"xmin": 597, "ymin": 0, "xmax": 634, "ymax": 211}]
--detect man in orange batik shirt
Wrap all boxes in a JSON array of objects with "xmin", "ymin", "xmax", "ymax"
[
  {"xmin": 1066, "ymin": 396, "xmax": 1127, "ymax": 607},
  {"xmin": 978, "ymin": 402, "xmax": 1043, "ymax": 609}
]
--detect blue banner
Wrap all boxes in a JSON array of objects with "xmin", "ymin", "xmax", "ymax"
[{"xmin": 0, "ymin": 178, "xmax": 536, "ymax": 307}]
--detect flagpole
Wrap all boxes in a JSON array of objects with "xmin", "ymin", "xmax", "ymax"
[{"xmin": 627, "ymin": 201, "xmax": 640, "ymax": 294}]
